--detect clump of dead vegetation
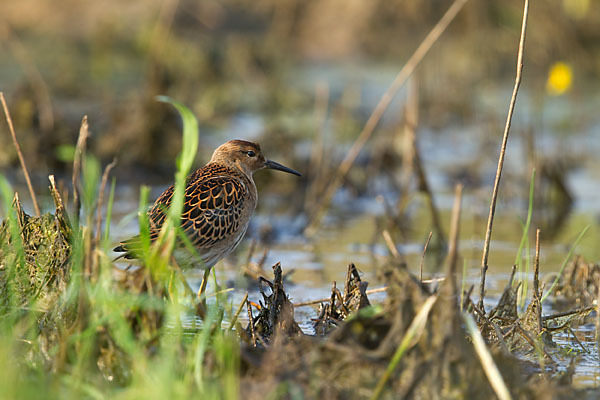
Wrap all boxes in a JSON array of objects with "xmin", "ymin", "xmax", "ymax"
[
  {"xmin": 234, "ymin": 234, "xmax": 593, "ymax": 399},
  {"xmin": 551, "ymin": 256, "xmax": 600, "ymax": 310}
]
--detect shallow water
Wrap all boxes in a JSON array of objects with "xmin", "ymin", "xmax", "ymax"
[{"xmin": 107, "ymin": 170, "xmax": 600, "ymax": 387}]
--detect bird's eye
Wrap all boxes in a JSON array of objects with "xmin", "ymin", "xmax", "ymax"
[{"xmin": 246, "ymin": 150, "xmax": 256, "ymax": 157}]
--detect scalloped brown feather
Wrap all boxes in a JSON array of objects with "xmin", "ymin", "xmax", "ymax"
[{"xmin": 114, "ymin": 163, "xmax": 255, "ymax": 268}]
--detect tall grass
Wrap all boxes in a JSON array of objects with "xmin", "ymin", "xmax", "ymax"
[
  {"xmin": 0, "ymin": 99, "xmax": 240, "ymax": 399},
  {"xmin": 515, "ymin": 169, "xmax": 535, "ymax": 309}
]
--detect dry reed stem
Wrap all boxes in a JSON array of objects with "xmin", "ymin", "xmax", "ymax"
[
  {"xmin": 382, "ymin": 229, "xmax": 402, "ymax": 260},
  {"xmin": 94, "ymin": 158, "xmax": 117, "ymax": 247},
  {"xmin": 0, "ymin": 92, "xmax": 40, "ymax": 216},
  {"xmin": 48, "ymin": 175, "xmax": 63, "ymax": 213},
  {"xmin": 534, "ymin": 228, "xmax": 540, "ymax": 298},
  {"xmin": 398, "ymin": 78, "xmax": 445, "ymax": 251},
  {"xmin": 247, "ymin": 299, "xmax": 257, "ymax": 347},
  {"xmin": 228, "ymin": 292, "xmax": 249, "ymax": 331},
  {"xmin": 304, "ymin": 0, "xmax": 469, "ymax": 236},
  {"xmin": 478, "ymin": 0, "xmax": 529, "ymax": 312},
  {"xmin": 397, "ymin": 78, "xmax": 418, "ymax": 214},
  {"xmin": 445, "ymin": 184, "xmax": 463, "ymax": 293},
  {"xmin": 72, "ymin": 116, "xmax": 89, "ymax": 220},
  {"xmin": 420, "ymin": 231, "xmax": 433, "ymax": 282}
]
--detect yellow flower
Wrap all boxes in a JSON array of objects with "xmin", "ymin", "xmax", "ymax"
[
  {"xmin": 562, "ymin": 0, "xmax": 589, "ymax": 20},
  {"xmin": 546, "ymin": 62, "xmax": 572, "ymax": 96}
]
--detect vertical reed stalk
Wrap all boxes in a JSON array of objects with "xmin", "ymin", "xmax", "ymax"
[
  {"xmin": 304, "ymin": 0, "xmax": 469, "ymax": 236},
  {"xmin": 72, "ymin": 116, "xmax": 89, "ymax": 221},
  {"xmin": 479, "ymin": 0, "xmax": 530, "ymax": 312},
  {"xmin": 445, "ymin": 184, "xmax": 463, "ymax": 294},
  {"xmin": 0, "ymin": 92, "xmax": 40, "ymax": 216}
]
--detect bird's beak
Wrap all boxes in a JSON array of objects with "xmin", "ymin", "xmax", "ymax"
[{"xmin": 264, "ymin": 159, "xmax": 302, "ymax": 176}]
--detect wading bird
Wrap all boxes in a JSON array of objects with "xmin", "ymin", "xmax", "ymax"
[{"xmin": 114, "ymin": 139, "xmax": 301, "ymax": 301}]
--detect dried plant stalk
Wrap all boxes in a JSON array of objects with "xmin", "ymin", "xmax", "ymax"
[
  {"xmin": 1, "ymin": 92, "xmax": 40, "ymax": 216},
  {"xmin": 304, "ymin": 0, "xmax": 469, "ymax": 236},
  {"xmin": 72, "ymin": 116, "xmax": 89, "ymax": 220},
  {"xmin": 479, "ymin": 0, "xmax": 530, "ymax": 312}
]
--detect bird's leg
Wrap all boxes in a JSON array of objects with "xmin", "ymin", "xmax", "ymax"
[{"xmin": 197, "ymin": 268, "xmax": 211, "ymax": 316}]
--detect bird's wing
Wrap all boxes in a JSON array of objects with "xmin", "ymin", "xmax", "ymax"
[
  {"xmin": 113, "ymin": 173, "xmax": 246, "ymax": 259},
  {"xmin": 178, "ymin": 174, "xmax": 246, "ymax": 248}
]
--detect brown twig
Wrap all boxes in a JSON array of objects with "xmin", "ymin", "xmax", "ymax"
[
  {"xmin": 462, "ymin": 284, "xmax": 474, "ymax": 312},
  {"xmin": 445, "ymin": 184, "xmax": 463, "ymax": 294},
  {"xmin": 364, "ymin": 286, "xmax": 388, "ymax": 295},
  {"xmin": 228, "ymin": 292, "xmax": 249, "ymax": 331},
  {"xmin": 48, "ymin": 175, "xmax": 64, "ymax": 215},
  {"xmin": 304, "ymin": 0, "xmax": 469, "ymax": 236},
  {"xmin": 48, "ymin": 175, "xmax": 71, "ymax": 234},
  {"xmin": 420, "ymin": 231, "xmax": 433, "ymax": 282},
  {"xmin": 397, "ymin": 78, "xmax": 419, "ymax": 215},
  {"xmin": 479, "ymin": 0, "xmax": 530, "ymax": 312},
  {"xmin": 72, "ymin": 116, "xmax": 89, "ymax": 221},
  {"xmin": 1, "ymin": 92, "xmax": 40, "ymax": 216},
  {"xmin": 382, "ymin": 230, "xmax": 402, "ymax": 260},
  {"xmin": 567, "ymin": 326, "xmax": 588, "ymax": 354},
  {"xmin": 533, "ymin": 228, "xmax": 541, "ymax": 299},
  {"xmin": 247, "ymin": 299, "xmax": 256, "ymax": 347}
]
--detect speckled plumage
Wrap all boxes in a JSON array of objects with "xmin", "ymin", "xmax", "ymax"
[{"xmin": 114, "ymin": 140, "xmax": 300, "ymax": 270}]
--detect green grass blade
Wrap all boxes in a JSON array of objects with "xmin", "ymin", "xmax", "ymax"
[
  {"xmin": 515, "ymin": 169, "xmax": 535, "ymax": 308},
  {"xmin": 514, "ymin": 169, "xmax": 535, "ymax": 267},
  {"xmin": 155, "ymin": 96, "xmax": 199, "ymax": 232}
]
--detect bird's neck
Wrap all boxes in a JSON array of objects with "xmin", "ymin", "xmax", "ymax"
[{"xmin": 206, "ymin": 161, "xmax": 257, "ymax": 197}]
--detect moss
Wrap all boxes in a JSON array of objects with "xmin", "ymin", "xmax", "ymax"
[{"xmin": 0, "ymin": 198, "xmax": 71, "ymax": 312}]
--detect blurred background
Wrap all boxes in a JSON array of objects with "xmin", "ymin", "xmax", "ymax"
[{"xmin": 1, "ymin": 0, "xmax": 600, "ymax": 297}]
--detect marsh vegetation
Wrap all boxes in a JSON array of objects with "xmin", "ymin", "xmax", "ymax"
[{"xmin": 1, "ymin": 0, "xmax": 600, "ymax": 398}]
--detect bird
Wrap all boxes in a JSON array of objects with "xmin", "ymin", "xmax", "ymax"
[{"xmin": 114, "ymin": 139, "xmax": 301, "ymax": 300}]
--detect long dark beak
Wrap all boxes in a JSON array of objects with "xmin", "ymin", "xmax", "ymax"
[{"xmin": 264, "ymin": 159, "xmax": 302, "ymax": 176}]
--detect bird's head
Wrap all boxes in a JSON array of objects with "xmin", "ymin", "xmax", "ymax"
[{"xmin": 210, "ymin": 140, "xmax": 302, "ymax": 177}]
